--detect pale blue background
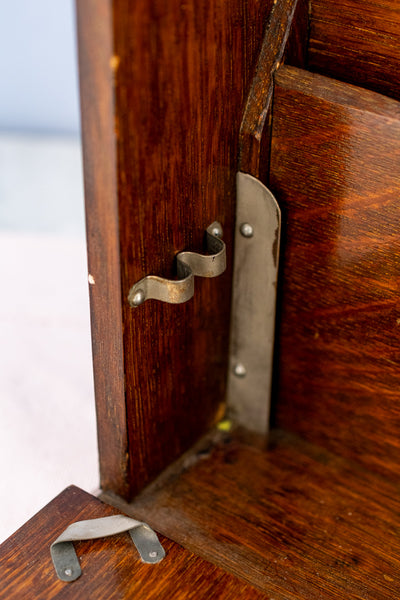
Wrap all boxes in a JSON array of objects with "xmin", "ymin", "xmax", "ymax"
[{"xmin": 0, "ymin": 0, "xmax": 80, "ymax": 134}]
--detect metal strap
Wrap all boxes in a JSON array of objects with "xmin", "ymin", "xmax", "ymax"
[
  {"xmin": 50, "ymin": 515, "xmax": 165, "ymax": 582},
  {"xmin": 227, "ymin": 172, "xmax": 281, "ymax": 434},
  {"xmin": 128, "ymin": 221, "xmax": 226, "ymax": 306}
]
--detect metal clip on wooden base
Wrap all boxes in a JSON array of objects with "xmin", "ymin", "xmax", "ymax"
[
  {"xmin": 128, "ymin": 222, "xmax": 226, "ymax": 306},
  {"xmin": 51, "ymin": 515, "xmax": 165, "ymax": 582}
]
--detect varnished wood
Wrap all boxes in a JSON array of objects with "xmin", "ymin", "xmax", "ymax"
[
  {"xmin": 309, "ymin": 0, "xmax": 400, "ymax": 100},
  {"xmin": 104, "ymin": 429, "xmax": 400, "ymax": 599},
  {"xmin": 270, "ymin": 66, "xmax": 400, "ymax": 480},
  {"xmin": 0, "ymin": 486, "xmax": 265, "ymax": 599},
  {"xmin": 76, "ymin": 0, "xmax": 128, "ymax": 498},
  {"xmin": 239, "ymin": 0, "xmax": 308, "ymax": 181},
  {"xmin": 77, "ymin": 0, "xmax": 275, "ymax": 500}
]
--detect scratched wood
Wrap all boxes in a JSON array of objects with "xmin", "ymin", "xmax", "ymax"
[
  {"xmin": 0, "ymin": 486, "xmax": 266, "ymax": 599},
  {"xmin": 239, "ymin": 0, "xmax": 308, "ymax": 181},
  {"xmin": 270, "ymin": 66, "xmax": 400, "ymax": 480},
  {"xmin": 308, "ymin": 0, "xmax": 400, "ymax": 100},
  {"xmin": 76, "ymin": 0, "xmax": 274, "ymax": 500},
  {"xmin": 104, "ymin": 429, "xmax": 400, "ymax": 599}
]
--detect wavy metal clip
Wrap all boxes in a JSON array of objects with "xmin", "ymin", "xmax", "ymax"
[{"xmin": 128, "ymin": 221, "xmax": 226, "ymax": 306}]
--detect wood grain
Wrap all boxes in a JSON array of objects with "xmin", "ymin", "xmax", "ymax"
[
  {"xmin": 0, "ymin": 486, "xmax": 266, "ymax": 599},
  {"xmin": 77, "ymin": 0, "xmax": 276, "ymax": 500},
  {"xmin": 308, "ymin": 0, "xmax": 400, "ymax": 100},
  {"xmin": 104, "ymin": 429, "xmax": 400, "ymax": 599},
  {"xmin": 239, "ymin": 0, "xmax": 308, "ymax": 180},
  {"xmin": 270, "ymin": 66, "xmax": 400, "ymax": 480},
  {"xmin": 76, "ymin": 0, "xmax": 128, "ymax": 498}
]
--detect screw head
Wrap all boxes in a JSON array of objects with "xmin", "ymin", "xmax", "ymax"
[
  {"xmin": 131, "ymin": 289, "xmax": 145, "ymax": 307},
  {"xmin": 64, "ymin": 568, "xmax": 73, "ymax": 577},
  {"xmin": 233, "ymin": 363, "xmax": 247, "ymax": 378},
  {"xmin": 210, "ymin": 223, "xmax": 223, "ymax": 238},
  {"xmin": 240, "ymin": 223, "xmax": 254, "ymax": 238},
  {"xmin": 149, "ymin": 551, "xmax": 158, "ymax": 558}
]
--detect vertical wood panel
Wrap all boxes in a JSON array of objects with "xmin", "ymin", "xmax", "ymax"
[
  {"xmin": 77, "ymin": 0, "xmax": 274, "ymax": 499},
  {"xmin": 270, "ymin": 66, "xmax": 400, "ymax": 479},
  {"xmin": 76, "ymin": 0, "xmax": 128, "ymax": 497},
  {"xmin": 239, "ymin": 0, "xmax": 308, "ymax": 181}
]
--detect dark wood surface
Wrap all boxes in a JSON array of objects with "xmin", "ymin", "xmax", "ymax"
[
  {"xmin": 104, "ymin": 429, "xmax": 400, "ymax": 599},
  {"xmin": 308, "ymin": 0, "xmax": 400, "ymax": 100},
  {"xmin": 0, "ymin": 486, "xmax": 266, "ymax": 599},
  {"xmin": 239, "ymin": 0, "xmax": 308, "ymax": 180},
  {"xmin": 270, "ymin": 66, "xmax": 400, "ymax": 480},
  {"xmin": 76, "ymin": 0, "xmax": 128, "ymax": 498},
  {"xmin": 77, "ymin": 0, "xmax": 276, "ymax": 500}
]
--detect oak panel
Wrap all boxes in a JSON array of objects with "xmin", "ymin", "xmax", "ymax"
[
  {"xmin": 77, "ymin": 0, "xmax": 274, "ymax": 499},
  {"xmin": 309, "ymin": 0, "xmax": 400, "ymax": 100},
  {"xmin": 106, "ymin": 430, "xmax": 400, "ymax": 599},
  {"xmin": 270, "ymin": 66, "xmax": 400, "ymax": 479},
  {"xmin": 0, "ymin": 486, "xmax": 265, "ymax": 600},
  {"xmin": 76, "ymin": 0, "xmax": 128, "ymax": 498}
]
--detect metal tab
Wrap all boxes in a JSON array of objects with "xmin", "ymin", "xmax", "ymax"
[
  {"xmin": 227, "ymin": 172, "xmax": 281, "ymax": 434},
  {"xmin": 51, "ymin": 515, "xmax": 165, "ymax": 582},
  {"xmin": 128, "ymin": 222, "xmax": 226, "ymax": 306}
]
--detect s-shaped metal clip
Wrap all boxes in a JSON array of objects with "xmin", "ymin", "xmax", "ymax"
[{"xmin": 128, "ymin": 221, "xmax": 226, "ymax": 306}]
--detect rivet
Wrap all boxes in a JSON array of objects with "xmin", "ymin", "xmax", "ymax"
[
  {"xmin": 149, "ymin": 551, "xmax": 158, "ymax": 558},
  {"xmin": 233, "ymin": 363, "xmax": 246, "ymax": 377},
  {"xmin": 132, "ymin": 289, "xmax": 145, "ymax": 307},
  {"xmin": 64, "ymin": 568, "xmax": 72, "ymax": 577},
  {"xmin": 240, "ymin": 223, "xmax": 254, "ymax": 238},
  {"xmin": 211, "ymin": 224, "xmax": 223, "ymax": 238}
]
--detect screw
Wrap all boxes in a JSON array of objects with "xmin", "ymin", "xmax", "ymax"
[
  {"xmin": 240, "ymin": 223, "xmax": 254, "ymax": 238},
  {"xmin": 233, "ymin": 363, "xmax": 246, "ymax": 377},
  {"xmin": 131, "ymin": 289, "xmax": 145, "ymax": 307},
  {"xmin": 149, "ymin": 551, "xmax": 158, "ymax": 558},
  {"xmin": 64, "ymin": 568, "xmax": 72, "ymax": 577}
]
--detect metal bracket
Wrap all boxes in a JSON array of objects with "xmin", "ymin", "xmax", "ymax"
[
  {"xmin": 128, "ymin": 222, "xmax": 226, "ymax": 306},
  {"xmin": 50, "ymin": 515, "xmax": 165, "ymax": 582},
  {"xmin": 227, "ymin": 172, "xmax": 281, "ymax": 434}
]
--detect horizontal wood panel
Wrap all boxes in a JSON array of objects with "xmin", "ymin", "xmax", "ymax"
[
  {"xmin": 309, "ymin": 0, "xmax": 400, "ymax": 100},
  {"xmin": 270, "ymin": 66, "xmax": 400, "ymax": 479},
  {"xmin": 0, "ymin": 486, "xmax": 265, "ymax": 599},
  {"xmin": 106, "ymin": 429, "xmax": 400, "ymax": 599}
]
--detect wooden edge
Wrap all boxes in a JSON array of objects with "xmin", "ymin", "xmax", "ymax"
[
  {"xmin": 239, "ymin": 0, "xmax": 308, "ymax": 179},
  {"xmin": 76, "ymin": 0, "xmax": 129, "ymax": 498},
  {"xmin": 274, "ymin": 65, "xmax": 400, "ymax": 118}
]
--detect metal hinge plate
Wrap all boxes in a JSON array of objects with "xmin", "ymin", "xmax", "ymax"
[{"xmin": 227, "ymin": 172, "xmax": 281, "ymax": 434}]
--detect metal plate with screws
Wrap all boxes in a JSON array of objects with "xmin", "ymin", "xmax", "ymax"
[
  {"xmin": 50, "ymin": 515, "xmax": 165, "ymax": 582},
  {"xmin": 227, "ymin": 172, "xmax": 281, "ymax": 434}
]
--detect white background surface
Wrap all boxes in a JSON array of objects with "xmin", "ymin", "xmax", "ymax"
[
  {"xmin": 0, "ymin": 136, "xmax": 98, "ymax": 542},
  {"xmin": 0, "ymin": 1, "xmax": 98, "ymax": 542}
]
